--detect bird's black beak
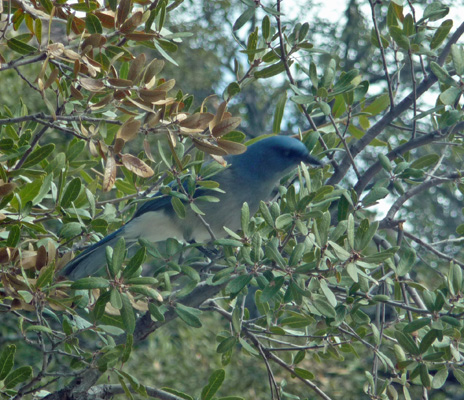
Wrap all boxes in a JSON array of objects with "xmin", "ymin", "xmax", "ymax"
[{"xmin": 304, "ymin": 154, "xmax": 323, "ymax": 167}]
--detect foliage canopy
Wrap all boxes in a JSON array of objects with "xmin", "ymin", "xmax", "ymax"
[{"xmin": 1, "ymin": 0, "xmax": 464, "ymax": 399}]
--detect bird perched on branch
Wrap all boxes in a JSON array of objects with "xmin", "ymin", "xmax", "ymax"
[{"xmin": 62, "ymin": 136, "xmax": 322, "ymax": 280}]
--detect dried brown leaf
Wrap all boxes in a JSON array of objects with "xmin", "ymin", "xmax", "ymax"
[
  {"xmin": 103, "ymin": 156, "xmax": 117, "ymax": 192},
  {"xmin": 113, "ymin": 138, "xmax": 125, "ymax": 154},
  {"xmin": 127, "ymin": 52, "xmax": 146, "ymax": 82},
  {"xmin": 143, "ymin": 138, "xmax": 155, "ymax": 161},
  {"xmin": 80, "ymin": 77, "xmax": 105, "ymax": 92},
  {"xmin": 81, "ymin": 34, "xmax": 106, "ymax": 50},
  {"xmin": 47, "ymin": 43, "xmax": 64, "ymax": 57},
  {"xmin": 108, "ymin": 77, "xmax": 133, "ymax": 87},
  {"xmin": 90, "ymin": 94, "xmax": 113, "ymax": 110},
  {"xmin": 156, "ymin": 79, "xmax": 175, "ymax": 92},
  {"xmin": 70, "ymin": 85, "xmax": 84, "ymax": 100},
  {"xmin": 211, "ymin": 116, "xmax": 241, "ymax": 138},
  {"xmin": 117, "ymin": 0, "xmax": 132, "ymax": 27},
  {"xmin": 35, "ymin": 245, "xmax": 48, "ymax": 270},
  {"xmin": 209, "ymin": 101, "xmax": 227, "ymax": 132},
  {"xmin": 192, "ymin": 138, "xmax": 228, "ymax": 156},
  {"xmin": 117, "ymin": 117, "xmax": 141, "ymax": 141},
  {"xmin": 94, "ymin": 11, "xmax": 115, "ymax": 28},
  {"xmin": 47, "ymin": 240, "xmax": 56, "ymax": 262},
  {"xmin": 145, "ymin": 110, "xmax": 162, "ymax": 127},
  {"xmin": 143, "ymin": 58, "xmax": 164, "ymax": 87},
  {"xmin": 152, "ymin": 97, "xmax": 175, "ymax": 106},
  {"xmin": 124, "ymin": 31, "xmax": 157, "ymax": 41},
  {"xmin": 179, "ymin": 112, "xmax": 214, "ymax": 130},
  {"xmin": 138, "ymin": 89, "xmax": 166, "ymax": 103},
  {"xmin": 120, "ymin": 154, "xmax": 154, "ymax": 177},
  {"xmin": 217, "ymin": 139, "xmax": 247, "ymax": 155},
  {"xmin": 115, "ymin": 106, "xmax": 138, "ymax": 116},
  {"xmin": 63, "ymin": 49, "xmax": 81, "ymax": 60},
  {"xmin": 88, "ymin": 140, "xmax": 99, "ymax": 157},
  {"xmin": 124, "ymin": 96, "xmax": 155, "ymax": 113},
  {"xmin": 0, "ymin": 183, "xmax": 17, "ymax": 197},
  {"xmin": 120, "ymin": 11, "xmax": 143, "ymax": 33},
  {"xmin": 113, "ymin": 89, "xmax": 131, "ymax": 100}
]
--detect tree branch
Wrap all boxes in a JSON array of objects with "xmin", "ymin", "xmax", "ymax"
[{"xmin": 327, "ymin": 21, "xmax": 464, "ymax": 187}]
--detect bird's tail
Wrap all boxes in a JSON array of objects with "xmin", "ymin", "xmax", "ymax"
[{"xmin": 61, "ymin": 227, "xmax": 124, "ymax": 280}]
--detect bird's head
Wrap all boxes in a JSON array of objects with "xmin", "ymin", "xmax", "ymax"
[{"xmin": 230, "ymin": 136, "xmax": 322, "ymax": 182}]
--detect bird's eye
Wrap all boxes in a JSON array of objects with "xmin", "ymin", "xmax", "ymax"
[{"xmin": 283, "ymin": 150, "xmax": 291, "ymax": 158}]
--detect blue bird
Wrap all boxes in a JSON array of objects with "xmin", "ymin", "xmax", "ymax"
[{"xmin": 61, "ymin": 136, "xmax": 321, "ymax": 280}]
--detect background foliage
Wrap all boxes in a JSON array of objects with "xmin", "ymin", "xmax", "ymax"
[{"xmin": 1, "ymin": 0, "xmax": 464, "ymax": 399}]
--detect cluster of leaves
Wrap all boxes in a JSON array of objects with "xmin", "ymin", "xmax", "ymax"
[{"xmin": 1, "ymin": 0, "xmax": 464, "ymax": 399}]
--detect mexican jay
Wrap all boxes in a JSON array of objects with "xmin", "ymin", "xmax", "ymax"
[{"xmin": 62, "ymin": 136, "xmax": 321, "ymax": 280}]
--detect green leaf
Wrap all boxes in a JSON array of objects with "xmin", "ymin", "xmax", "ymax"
[
  {"xmin": 312, "ymin": 295, "xmax": 336, "ymax": 318},
  {"xmin": 397, "ymin": 247, "xmax": 416, "ymax": 276},
  {"xmin": 431, "ymin": 19, "xmax": 453, "ymax": 49},
  {"xmin": 129, "ymin": 285, "xmax": 162, "ymax": 301},
  {"xmin": 22, "ymin": 144, "xmax": 55, "ymax": 168},
  {"xmin": 430, "ymin": 62, "xmax": 457, "ymax": 86},
  {"xmin": 86, "ymin": 13, "xmax": 103, "ymax": 34},
  {"xmin": 175, "ymin": 304, "xmax": 202, "ymax": 328},
  {"xmin": 121, "ymin": 334, "xmax": 133, "ymax": 364},
  {"xmin": 451, "ymin": 44, "xmax": 464, "ymax": 76},
  {"xmin": 148, "ymin": 303, "xmax": 165, "ymax": 322},
  {"xmin": 71, "ymin": 277, "xmax": 110, "ymax": 290},
  {"xmin": 241, "ymin": 202, "xmax": 250, "ymax": 236},
  {"xmin": 226, "ymin": 275, "xmax": 252, "ymax": 296},
  {"xmin": 260, "ymin": 276, "xmax": 285, "ymax": 302},
  {"xmin": 233, "ymin": 7, "xmax": 255, "ymax": 31},
  {"xmin": 255, "ymin": 61, "xmax": 287, "ymax": 79},
  {"xmin": 390, "ymin": 26, "xmax": 410, "ymax": 50},
  {"xmin": 449, "ymin": 262, "xmax": 462, "ymax": 295},
  {"xmin": 441, "ymin": 315, "xmax": 462, "ymax": 327},
  {"xmin": 120, "ymin": 293, "xmax": 136, "ymax": 334},
  {"xmin": 363, "ymin": 94, "xmax": 390, "ymax": 116},
  {"xmin": 225, "ymin": 82, "xmax": 241, "ymax": 100},
  {"xmin": 432, "ymin": 368, "xmax": 448, "ymax": 389},
  {"xmin": 362, "ymin": 187, "xmax": 389, "ymax": 206},
  {"xmin": 0, "ymin": 345, "xmax": 16, "ymax": 380},
  {"xmin": 419, "ymin": 329, "xmax": 438, "ymax": 354},
  {"xmin": 110, "ymin": 288, "xmax": 123, "ymax": 310},
  {"xmin": 394, "ymin": 330, "xmax": 420, "ymax": 355},
  {"xmin": 273, "ymin": 92, "xmax": 287, "ymax": 134},
  {"xmin": 454, "ymin": 369, "xmax": 464, "ymax": 387},
  {"xmin": 61, "ymin": 177, "xmax": 81, "ymax": 208},
  {"xmin": 265, "ymin": 241, "xmax": 285, "ymax": 268},
  {"xmin": 171, "ymin": 196, "xmax": 186, "ymax": 219},
  {"xmin": 6, "ymin": 225, "xmax": 20, "ymax": 248},
  {"xmin": 262, "ymin": 15, "xmax": 271, "ymax": 41},
  {"xmin": 403, "ymin": 318, "xmax": 431, "ymax": 333},
  {"xmin": 123, "ymin": 247, "xmax": 146, "ymax": 279},
  {"xmin": 319, "ymin": 280, "xmax": 337, "ymax": 307},
  {"xmin": 420, "ymin": 2, "xmax": 449, "ymax": 23},
  {"xmin": 4, "ymin": 366, "xmax": 32, "ymax": 388},
  {"xmin": 439, "ymin": 86, "xmax": 461, "ymax": 105},
  {"xmin": 275, "ymin": 213, "xmax": 293, "ymax": 229},
  {"xmin": 35, "ymin": 264, "xmax": 55, "ymax": 289},
  {"xmin": 362, "ymin": 247, "xmax": 399, "ymax": 263},
  {"xmin": 419, "ymin": 364, "xmax": 431, "ymax": 389},
  {"xmin": 111, "ymin": 237, "xmax": 126, "ymax": 276},
  {"xmin": 293, "ymin": 367, "xmax": 315, "ymax": 380},
  {"xmin": 378, "ymin": 153, "xmax": 392, "ymax": 172},
  {"xmin": 201, "ymin": 369, "xmax": 225, "ymax": 400},
  {"xmin": 7, "ymin": 38, "xmax": 37, "ymax": 55},
  {"xmin": 410, "ymin": 154, "xmax": 440, "ymax": 169},
  {"xmin": 216, "ymin": 337, "xmax": 237, "ymax": 354},
  {"xmin": 38, "ymin": 0, "xmax": 53, "ymax": 13},
  {"xmin": 25, "ymin": 325, "xmax": 53, "ymax": 334}
]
